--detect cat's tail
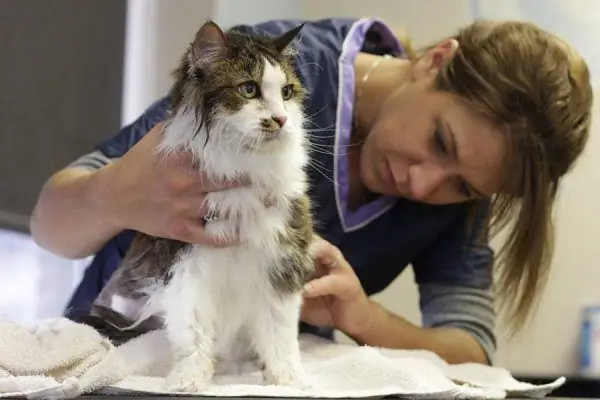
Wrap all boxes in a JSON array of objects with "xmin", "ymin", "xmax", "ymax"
[{"xmin": 70, "ymin": 305, "xmax": 158, "ymax": 346}]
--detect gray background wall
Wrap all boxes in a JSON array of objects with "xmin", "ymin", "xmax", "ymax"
[{"xmin": 0, "ymin": 0, "xmax": 126, "ymax": 232}]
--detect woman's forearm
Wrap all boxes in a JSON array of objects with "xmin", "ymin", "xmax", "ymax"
[
  {"xmin": 30, "ymin": 166, "xmax": 121, "ymax": 260},
  {"xmin": 347, "ymin": 300, "xmax": 489, "ymax": 364}
]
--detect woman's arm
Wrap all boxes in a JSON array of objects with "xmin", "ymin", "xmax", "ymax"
[
  {"xmin": 30, "ymin": 120, "xmax": 171, "ymax": 259},
  {"xmin": 31, "ymin": 99, "xmax": 245, "ymax": 259},
  {"xmin": 409, "ymin": 200, "xmax": 496, "ymax": 364},
  {"xmin": 30, "ymin": 98, "xmax": 170, "ymax": 259},
  {"xmin": 30, "ymin": 164, "xmax": 120, "ymax": 259},
  {"xmin": 349, "ymin": 294, "xmax": 491, "ymax": 364},
  {"xmin": 301, "ymin": 236, "xmax": 493, "ymax": 365}
]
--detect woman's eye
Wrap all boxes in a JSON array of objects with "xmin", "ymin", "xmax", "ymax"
[
  {"xmin": 238, "ymin": 81, "xmax": 260, "ymax": 98},
  {"xmin": 458, "ymin": 180, "xmax": 472, "ymax": 198},
  {"xmin": 433, "ymin": 130, "xmax": 447, "ymax": 154},
  {"xmin": 281, "ymin": 84, "xmax": 293, "ymax": 100}
]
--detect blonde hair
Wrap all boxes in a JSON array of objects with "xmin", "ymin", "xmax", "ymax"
[{"xmin": 396, "ymin": 20, "xmax": 593, "ymax": 332}]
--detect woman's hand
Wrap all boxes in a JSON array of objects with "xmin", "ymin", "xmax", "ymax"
[
  {"xmin": 300, "ymin": 238, "xmax": 489, "ymax": 364},
  {"xmin": 99, "ymin": 123, "xmax": 248, "ymax": 246},
  {"xmin": 301, "ymin": 237, "xmax": 373, "ymax": 337}
]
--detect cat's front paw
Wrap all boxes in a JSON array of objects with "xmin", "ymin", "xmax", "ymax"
[
  {"xmin": 166, "ymin": 355, "xmax": 214, "ymax": 393},
  {"xmin": 262, "ymin": 365, "xmax": 312, "ymax": 390}
]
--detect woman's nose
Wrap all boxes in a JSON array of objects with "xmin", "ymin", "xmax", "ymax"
[{"xmin": 408, "ymin": 163, "xmax": 448, "ymax": 201}]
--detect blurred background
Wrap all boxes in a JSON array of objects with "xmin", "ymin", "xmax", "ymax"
[{"xmin": 1, "ymin": 0, "xmax": 599, "ymax": 390}]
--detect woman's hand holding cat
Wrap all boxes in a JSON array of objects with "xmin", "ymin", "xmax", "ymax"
[
  {"xmin": 300, "ymin": 238, "xmax": 374, "ymax": 338},
  {"xmin": 100, "ymin": 123, "xmax": 249, "ymax": 246}
]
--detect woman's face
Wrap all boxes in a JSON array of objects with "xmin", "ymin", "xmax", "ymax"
[{"xmin": 360, "ymin": 41, "xmax": 508, "ymax": 205}]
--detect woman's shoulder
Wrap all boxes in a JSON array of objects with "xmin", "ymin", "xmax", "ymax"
[
  {"xmin": 233, "ymin": 17, "xmax": 405, "ymax": 60},
  {"xmin": 232, "ymin": 17, "xmax": 359, "ymax": 50}
]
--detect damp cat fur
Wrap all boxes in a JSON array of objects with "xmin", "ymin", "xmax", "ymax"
[{"xmin": 90, "ymin": 20, "xmax": 315, "ymax": 391}]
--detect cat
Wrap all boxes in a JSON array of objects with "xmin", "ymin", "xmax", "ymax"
[{"xmin": 79, "ymin": 20, "xmax": 315, "ymax": 392}]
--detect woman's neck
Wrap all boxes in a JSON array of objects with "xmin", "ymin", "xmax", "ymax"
[
  {"xmin": 352, "ymin": 53, "xmax": 410, "ymax": 141},
  {"xmin": 346, "ymin": 53, "xmax": 411, "ymax": 210}
]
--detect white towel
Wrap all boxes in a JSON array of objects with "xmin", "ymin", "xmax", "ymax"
[
  {"xmin": 0, "ymin": 318, "xmax": 127, "ymax": 399},
  {"xmin": 0, "ymin": 317, "xmax": 565, "ymax": 399}
]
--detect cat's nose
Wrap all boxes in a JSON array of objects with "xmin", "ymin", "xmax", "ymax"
[{"xmin": 272, "ymin": 115, "xmax": 287, "ymax": 127}]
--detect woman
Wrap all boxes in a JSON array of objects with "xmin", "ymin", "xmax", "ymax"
[{"xmin": 30, "ymin": 16, "xmax": 593, "ymax": 365}]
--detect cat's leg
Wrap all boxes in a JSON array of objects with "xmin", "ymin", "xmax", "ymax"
[
  {"xmin": 162, "ymin": 258, "xmax": 217, "ymax": 393},
  {"xmin": 214, "ymin": 331, "xmax": 260, "ymax": 375},
  {"xmin": 251, "ymin": 293, "xmax": 309, "ymax": 388}
]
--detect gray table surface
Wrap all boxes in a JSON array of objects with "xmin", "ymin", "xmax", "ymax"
[{"xmin": 72, "ymin": 397, "xmax": 597, "ymax": 399}]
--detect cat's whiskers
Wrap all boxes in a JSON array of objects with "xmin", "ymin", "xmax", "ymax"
[
  {"xmin": 307, "ymin": 159, "xmax": 338, "ymax": 186},
  {"xmin": 220, "ymin": 120, "xmax": 245, "ymax": 156},
  {"xmin": 303, "ymin": 121, "xmax": 337, "ymax": 131},
  {"xmin": 238, "ymin": 120, "xmax": 263, "ymax": 153},
  {"xmin": 305, "ymin": 143, "xmax": 340, "ymax": 157},
  {"xmin": 309, "ymin": 139, "xmax": 363, "ymax": 150},
  {"xmin": 220, "ymin": 118, "xmax": 244, "ymax": 153},
  {"xmin": 302, "ymin": 103, "xmax": 330, "ymax": 123}
]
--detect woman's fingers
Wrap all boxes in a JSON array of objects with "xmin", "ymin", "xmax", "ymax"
[
  {"xmin": 169, "ymin": 218, "xmax": 238, "ymax": 247},
  {"xmin": 199, "ymin": 173, "xmax": 252, "ymax": 192},
  {"xmin": 305, "ymin": 238, "xmax": 364, "ymax": 301},
  {"xmin": 303, "ymin": 274, "xmax": 346, "ymax": 298},
  {"xmin": 309, "ymin": 238, "xmax": 343, "ymax": 267}
]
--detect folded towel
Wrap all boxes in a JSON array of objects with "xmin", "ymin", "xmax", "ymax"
[
  {"xmin": 0, "ymin": 317, "xmax": 565, "ymax": 399},
  {"xmin": 0, "ymin": 318, "xmax": 126, "ymax": 399}
]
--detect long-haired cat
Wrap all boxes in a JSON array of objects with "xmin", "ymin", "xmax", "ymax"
[{"xmin": 81, "ymin": 20, "xmax": 314, "ymax": 392}]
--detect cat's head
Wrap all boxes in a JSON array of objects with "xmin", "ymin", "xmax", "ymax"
[{"xmin": 170, "ymin": 20, "xmax": 306, "ymax": 155}]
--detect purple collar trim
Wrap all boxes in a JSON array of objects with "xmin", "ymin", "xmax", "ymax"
[{"xmin": 334, "ymin": 18, "xmax": 405, "ymax": 232}]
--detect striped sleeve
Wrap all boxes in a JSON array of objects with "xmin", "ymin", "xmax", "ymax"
[
  {"xmin": 419, "ymin": 283, "xmax": 496, "ymax": 364},
  {"xmin": 67, "ymin": 150, "xmax": 114, "ymax": 171}
]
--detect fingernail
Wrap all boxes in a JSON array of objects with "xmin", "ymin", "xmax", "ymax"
[{"xmin": 303, "ymin": 283, "xmax": 313, "ymax": 292}]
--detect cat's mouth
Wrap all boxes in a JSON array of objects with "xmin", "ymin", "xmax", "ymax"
[
  {"xmin": 260, "ymin": 129, "xmax": 281, "ymax": 142},
  {"xmin": 239, "ymin": 128, "xmax": 284, "ymax": 153}
]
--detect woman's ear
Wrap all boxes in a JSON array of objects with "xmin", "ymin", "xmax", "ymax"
[{"xmin": 412, "ymin": 38, "xmax": 459, "ymax": 81}]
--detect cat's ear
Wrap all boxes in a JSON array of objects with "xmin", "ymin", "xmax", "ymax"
[
  {"xmin": 191, "ymin": 20, "xmax": 228, "ymax": 68},
  {"xmin": 273, "ymin": 23, "xmax": 305, "ymax": 54}
]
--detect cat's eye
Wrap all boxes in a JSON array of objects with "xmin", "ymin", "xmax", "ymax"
[
  {"xmin": 238, "ymin": 81, "xmax": 260, "ymax": 99},
  {"xmin": 281, "ymin": 84, "xmax": 294, "ymax": 100}
]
